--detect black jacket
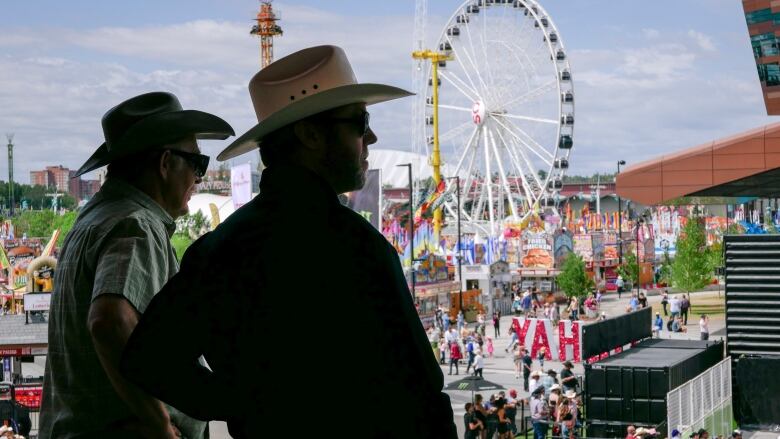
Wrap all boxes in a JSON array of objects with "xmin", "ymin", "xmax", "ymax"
[{"xmin": 121, "ymin": 165, "xmax": 457, "ymax": 438}]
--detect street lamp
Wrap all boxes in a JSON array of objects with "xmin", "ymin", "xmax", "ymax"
[
  {"xmin": 397, "ymin": 163, "xmax": 417, "ymax": 300},
  {"xmin": 616, "ymin": 160, "xmax": 626, "ymax": 265}
]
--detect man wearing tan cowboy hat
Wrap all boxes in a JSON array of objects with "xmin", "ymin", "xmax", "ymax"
[
  {"xmin": 120, "ymin": 45, "xmax": 457, "ymax": 438},
  {"xmin": 40, "ymin": 91, "xmax": 234, "ymax": 439}
]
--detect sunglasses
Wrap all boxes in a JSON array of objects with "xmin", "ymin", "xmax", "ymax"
[
  {"xmin": 323, "ymin": 111, "xmax": 371, "ymax": 137},
  {"xmin": 166, "ymin": 149, "xmax": 210, "ymax": 178}
]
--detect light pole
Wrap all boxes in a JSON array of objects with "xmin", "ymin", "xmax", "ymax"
[
  {"xmin": 617, "ymin": 160, "xmax": 626, "ymax": 265},
  {"xmin": 397, "ymin": 163, "xmax": 417, "ymax": 301}
]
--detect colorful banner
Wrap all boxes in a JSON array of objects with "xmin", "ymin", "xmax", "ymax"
[
  {"xmin": 553, "ymin": 230, "xmax": 573, "ymax": 268},
  {"xmin": 511, "ymin": 317, "xmax": 582, "ymax": 362},
  {"xmin": 413, "ymin": 179, "xmax": 446, "ymax": 225},
  {"xmin": 573, "ymin": 234, "xmax": 593, "ymax": 262},
  {"xmin": 521, "ymin": 229, "xmax": 554, "ymax": 268},
  {"xmin": 345, "ymin": 169, "xmax": 382, "ymax": 229}
]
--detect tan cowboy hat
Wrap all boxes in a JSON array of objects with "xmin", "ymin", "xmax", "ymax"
[
  {"xmin": 217, "ymin": 45, "xmax": 413, "ymax": 161},
  {"xmin": 75, "ymin": 92, "xmax": 234, "ymax": 177},
  {"xmin": 564, "ymin": 390, "xmax": 578, "ymax": 399}
]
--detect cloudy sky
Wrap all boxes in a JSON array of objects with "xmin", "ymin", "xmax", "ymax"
[{"xmin": 0, "ymin": 0, "xmax": 774, "ymax": 183}]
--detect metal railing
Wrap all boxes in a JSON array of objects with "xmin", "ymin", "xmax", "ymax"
[{"xmin": 667, "ymin": 357, "xmax": 732, "ymax": 439}]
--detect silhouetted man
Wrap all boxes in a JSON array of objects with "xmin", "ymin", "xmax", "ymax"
[
  {"xmin": 121, "ymin": 46, "xmax": 456, "ymax": 438},
  {"xmin": 40, "ymin": 92, "xmax": 233, "ymax": 438}
]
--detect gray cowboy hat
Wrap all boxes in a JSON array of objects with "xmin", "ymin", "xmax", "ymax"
[
  {"xmin": 75, "ymin": 91, "xmax": 235, "ymax": 177},
  {"xmin": 217, "ymin": 45, "xmax": 412, "ymax": 161}
]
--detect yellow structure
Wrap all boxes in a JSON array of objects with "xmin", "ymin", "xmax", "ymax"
[{"xmin": 412, "ymin": 49, "xmax": 452, "ymax": 238}]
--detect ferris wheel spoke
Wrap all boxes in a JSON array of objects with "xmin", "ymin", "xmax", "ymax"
[
  {"xmin": 486, "ymin": 126, "xmax": 519, "ymax": 219},
  {"xmin": 463, "ymin": 19, "xmax": 491, "ymax": 93},
  {"xmin": 438, "ymin": 104, "xmax": 474, "ymax": 113},
  {"xmin": 446, "ymin": 34, "xmax": 482, "ymax": 97},
  {"xmin": 491, "ymin": 117, "xmax": 553, "ymax": 165},
  {"xmin": 439, "ymin": 70, "xmax": 480, "ymax": 102},
  {"xmin": 452, "ymin": 125, "xmax": 480, "ymax": 176},
  {"xmin": 497, "ymin": 78, "xmax": 558, "ymax": 110},
  {"xmin": 482, "ymin": 127, "xmax": 496, "ymax": 236},
  {"xmin": 440, "ymin": 120, "xmax": 474, "ymax": 144},
  {"xmin": 493, "ymin": 113, "xmax": 559, "ymax": 125},
  {"xmin": 495, "ymin": 127, "xmax": 538, "ymax": 210}
]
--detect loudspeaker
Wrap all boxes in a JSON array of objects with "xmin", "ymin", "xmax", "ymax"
[{"xmin": 735, "ymin": 356, "xmax": 780, "ymax": 428}]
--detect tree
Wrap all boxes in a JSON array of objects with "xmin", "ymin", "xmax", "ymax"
[
  {"xmin": 616, "ymin": 253, "xmax": 639, "ymax": 287},
  {"xmin": 672, "ymin": 217, "xmax": 712, "ymax": 293},
  {"xmin": 658, "ymin": 248, "xmax": 673, "ymax": 286},
  {"xmin": 557, "ymin": 253, "xmax": 594, "ymax": 298}
]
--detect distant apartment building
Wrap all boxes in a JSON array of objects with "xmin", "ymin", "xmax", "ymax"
[{"xmin": 30, "ymin": 165, "xmax": 101, "ymax": 201}]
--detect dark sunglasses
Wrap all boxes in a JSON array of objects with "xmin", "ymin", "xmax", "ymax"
[
  {"xmin": 323, "ymin": 111, "xmax": 371, "ymax": 137},
  {"xmin": 166, "ymin": 149, "xmax": 210, "ymax": 177}
]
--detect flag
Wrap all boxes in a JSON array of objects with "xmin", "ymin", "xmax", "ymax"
[
  {"xmin": 413, "ymin": 179, "xmax": 447, "ymax": 226},
  {"xmin": 42, "ymin": 229, "xmax": 61, "ymax": 257},
  {"xmin": 0, "ymin": 245, "xmax": 9, "ymax": 271}
]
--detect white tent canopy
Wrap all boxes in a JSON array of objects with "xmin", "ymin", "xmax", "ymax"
[{"xmin": 187, "ymin": 193, "xmax": 237, "ymax": 223}]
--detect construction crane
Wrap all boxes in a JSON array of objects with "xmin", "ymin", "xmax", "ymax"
[{"xmin": 250, "ymin": 1, "xmax": 283, "ymax": 69}]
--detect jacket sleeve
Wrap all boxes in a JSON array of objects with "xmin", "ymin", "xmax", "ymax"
[{"xmin": 120, "ymin": 236, "xmax": 237, "ymax": 421}]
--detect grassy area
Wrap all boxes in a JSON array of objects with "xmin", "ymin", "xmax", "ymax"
[{"xmin": 649, "ymin": 294, "xmax": 725, "ymax": 317}]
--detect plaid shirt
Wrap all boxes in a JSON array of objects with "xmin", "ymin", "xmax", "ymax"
[{"xmin": 40, "ymin": 178, "xmax": 206, "ymax": 439}]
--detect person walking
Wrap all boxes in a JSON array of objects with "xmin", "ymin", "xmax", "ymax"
[
  {"xmin": 473, "ymin": 350, "xmax": 484, "ymax": 378},
  {"xmin": 522, "ymin": 349, "xmax": 533, "ymax": 391},
  {"xmin": 457, "ymin": 310, "xmax": 465, "ymax": 333},
  {"xmin": 492, "ymin": 312, "xmax": 500, "ymax": 338},
  {"xmin": 120, "ymin": 46, "xmax": 457, "ymax": 438},
  {"xmin": 616, "ymin": 275, "xmax": 624, "ymax": 299},
  {"xmin": 486, "ymin": 337, "xmax": 494, "ymax": 358},
  {"xmin": 661, "ymin": 290, "xmax": 669, "ymax": 316},
  {"xmin": 465, "ymin": 337, "xmax": 476, "ymax": 374},
  {"xmin": 699, "ymin": 314, "xmax": 710, "ymax": 340},
  {"xmin": 681, "ymin": 294, "xmax": 691, "ymax": 325},
  {"xmin": 449, "ymin": 341, "xmax": 463, "ymax": 375},
  {"xmin": 537, "ymin": 346, "xmax": 547, "ymax": 367},
  {"xmin": 40, "ymin": 92, "xmax": 234, "ymax": 439}
]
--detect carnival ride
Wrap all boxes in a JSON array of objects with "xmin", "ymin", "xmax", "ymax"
[{"xmin": 413, "ymin": 0, "xmax": 575, "ymax": 239}]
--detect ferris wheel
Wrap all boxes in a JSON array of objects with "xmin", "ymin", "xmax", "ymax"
[{"xmin": 420, "ymin": 0, "xmax": 575, "ymax": 237}]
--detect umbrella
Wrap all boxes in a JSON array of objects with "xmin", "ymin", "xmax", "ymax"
[{"xmin": 444, "ymin": 375, "xmax": 504, "ymax": 403}]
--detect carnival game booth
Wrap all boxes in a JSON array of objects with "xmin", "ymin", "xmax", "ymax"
[{"xmin": 411, "ymin": 254, "xmax": 461, "ymax": 328}]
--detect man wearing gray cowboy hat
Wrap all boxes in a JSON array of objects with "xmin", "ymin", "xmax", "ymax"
[
  {"xmin": 40, "ymin": 91, "xmax": 234, "ymax": 439},
  {"xmin": 121, "ymin": 45, "xmax": 457, "ymax": 438}
]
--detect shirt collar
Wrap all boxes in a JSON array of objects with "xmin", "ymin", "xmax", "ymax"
[
  {"xmin": 259, "ymin": 164, "xmax": 340, "ymax": 207},
  {"xmin": 100, "ymin": 178, "xmax": 176, "ymax": 236}
]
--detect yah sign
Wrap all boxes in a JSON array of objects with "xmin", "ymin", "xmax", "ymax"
[{"xmin": 511, "ymin": 318, "xmax": 583, "ymax": 363}]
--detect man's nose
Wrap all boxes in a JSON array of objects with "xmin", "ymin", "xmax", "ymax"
[{"xmin": 364, "ymin": 127, "xmax": 378, "ymax": 146}]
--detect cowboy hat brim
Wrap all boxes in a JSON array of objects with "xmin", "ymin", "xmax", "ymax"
[
  {"xmin": 75, "ymin": 109, "xmax": 234, "ymax": 177},
  {"xmin": 217, "ymin": 83, "xmax": 413, "ymax": 161}
]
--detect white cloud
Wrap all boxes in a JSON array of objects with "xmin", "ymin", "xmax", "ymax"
[
  {"xmin": 688, "ymin": 29, "xmax": 717, "ymax": 52},
  {"xmin": 642, "ymin": 28, "xmax": 660, "ymax": 40},
  {"xmin": 0, "ymin": 3, "xmax": 772, "ymax": 183}
]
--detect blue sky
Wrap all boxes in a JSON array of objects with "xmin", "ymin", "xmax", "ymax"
[{"xmin": 0, "ymin": 0, "xmax": 774, "ymax": 182}]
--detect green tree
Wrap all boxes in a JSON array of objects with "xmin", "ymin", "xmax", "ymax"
[
  {"xmin": 672, "ymin": 218, "xmax": 712, "ymax": 293},
  {"xmin": 557, "ymin": 253, "xmax": 594, "ymax": 298},
  {"xmin": 659, "ymin": 248, "xmax": 673, "ymax": 286},
  {"xmin": 617, "ymin": 253, "xmax": 639, "ymax": 286}
]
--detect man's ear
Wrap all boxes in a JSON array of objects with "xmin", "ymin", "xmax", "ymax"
[
  {"xmin": 293, "ymin": 120, "xmax": 326, "ymax": 152},
  {"xmin": 157, "ymin": 150, "xmax": 173, "ymax": 180}
]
